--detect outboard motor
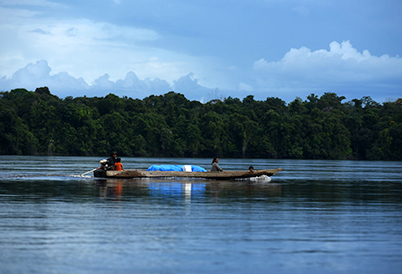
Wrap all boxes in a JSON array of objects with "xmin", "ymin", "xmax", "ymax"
[
  {"xmin": 94, "ymin": 159, "xmax": 109, "ymax": 177},
  {"xmin": 99, "ymin": 159, "xmax": 109, "ymax": 170}
]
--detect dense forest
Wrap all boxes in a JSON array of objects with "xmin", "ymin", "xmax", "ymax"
[{"xmin": 1, "ymin": 87, "xmax": 401, "ymax": 160}]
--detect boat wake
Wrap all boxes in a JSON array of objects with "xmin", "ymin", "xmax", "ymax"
[
  {"xmin": 1, "ymin": 173, "xmax": 94, "ymax": 180},
  {"xmin": 249, "ymin": 175, "xmax": 272, "ymax": 183},
  {"xmin": 235, "ymin": 175, "xmax": 272, "ymax": 183},
  {"xmin": 70, "ymin": 174, "xmax": 93, "ymax": 178}
]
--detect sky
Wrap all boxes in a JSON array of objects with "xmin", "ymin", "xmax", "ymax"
[{"xmin": 0, "ymin": 0, "xmax": 401, "ymax": 104}]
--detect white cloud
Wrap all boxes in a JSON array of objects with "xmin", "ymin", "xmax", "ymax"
[
  {"xmin": 1, "ymin": 41, "xmax": 401, "ymax": 104},
  {"xmin": 91, "ymin": 71, "xmax": 172, "ymax": 99},
  {"xmin": 0, "ymin": 60, "xmax": 88, "ymax": 92},
  {"xmin": 173, "ymin": 73, "xmax": 212, "ymax": 99},
  {"xmin": 0, "ymin": 6, "xmax": 211, "ymax": 88},
  {"xmin": 0, "ymin": 60, "xmax": 184, "ymax": 100},
  {"xmin": 252, "ymin": 41, "xmax": 402, "ymax": 98}
]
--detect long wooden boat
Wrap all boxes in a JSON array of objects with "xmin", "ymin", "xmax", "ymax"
[{"xmin": 94, "ymin": 168, "xmax": 282, "ymax": 180}]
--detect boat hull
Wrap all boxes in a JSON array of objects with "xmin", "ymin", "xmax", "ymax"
[{"xmin": 94, "ymin": 168, "xmax": 282, "ymax": 180}]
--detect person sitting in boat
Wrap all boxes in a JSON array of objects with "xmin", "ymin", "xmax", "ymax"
[
  {"xmin": 249, "ymin": 166, "xmax": 254, "ymax": 172},
  {"xmin": 211, "ymin": 157, "xmax": 223, "ymax": 172},
  {"xmin": 114, "ymin": 158, "xmax": 123, "ymax": 171},
  {"xmin": 106, "ymin": 152, "xmax": 118, "ymax": 170}
]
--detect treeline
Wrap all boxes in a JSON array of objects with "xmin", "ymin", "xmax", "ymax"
[{"xmin": 1, "ymin": 87, "xmax": 401, "ymax": 160}]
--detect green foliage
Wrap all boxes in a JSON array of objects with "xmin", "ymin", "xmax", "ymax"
[{"xmin": 1, "ymin": 88, "xmax": 401, "ymax": 160}]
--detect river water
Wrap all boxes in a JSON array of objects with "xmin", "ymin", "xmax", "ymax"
[{"xmin": 0, "ymin": 156, "xmax": 401, "ymax": 274}]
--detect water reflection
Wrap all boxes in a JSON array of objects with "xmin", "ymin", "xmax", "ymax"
[
  {"xmin": 96, "ymin": 179, "xmax": 123, "ymax": 199},
  {"xmin": 1, "ymin": 156, "xmax": 402, "ymax": 274},
  {"xmin": 94, "ymin": 178, "xmax": 282, "ymax": 201}
]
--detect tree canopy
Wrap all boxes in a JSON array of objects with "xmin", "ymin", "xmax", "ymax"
[{"xmin": 1, "ymin": 87, "xmax": 401, "ymax": 160}]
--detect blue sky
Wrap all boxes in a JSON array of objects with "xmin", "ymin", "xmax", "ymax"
[{"xmin": 0, "ymin": 0, "xmax": 401, "ymax": 103}]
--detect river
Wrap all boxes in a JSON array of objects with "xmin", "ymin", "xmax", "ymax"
[{"xmin": 0, "ymin": 156, "xmax": 401, "ymax": 273}]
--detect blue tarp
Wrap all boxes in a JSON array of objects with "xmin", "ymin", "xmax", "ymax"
[{"xmin": 146, "ymin": 164, "xmax": 207, "ymax": 172}]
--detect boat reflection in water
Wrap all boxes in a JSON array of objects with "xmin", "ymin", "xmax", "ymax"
[{"xmin": 94, "ymin": 178, "xmax": 282, "ymax": 201}]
